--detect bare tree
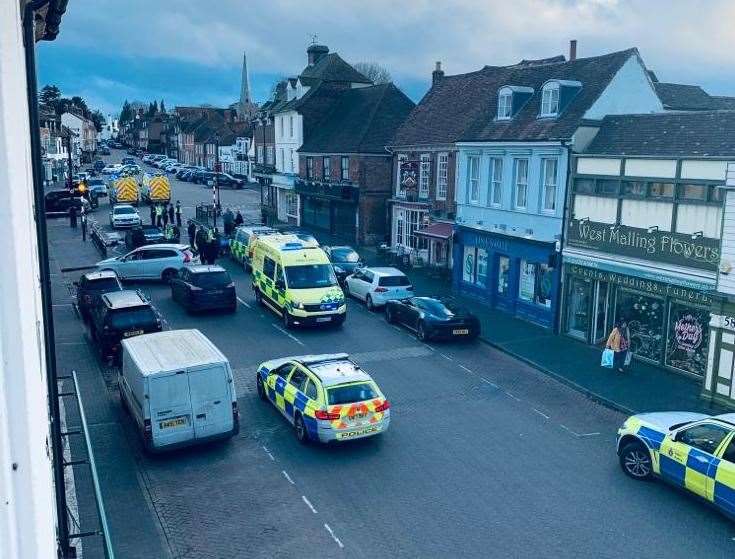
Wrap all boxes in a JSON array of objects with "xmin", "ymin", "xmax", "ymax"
[{"xmin": 353, "ymin": 62, "xmax": 392, "ymax": 84}]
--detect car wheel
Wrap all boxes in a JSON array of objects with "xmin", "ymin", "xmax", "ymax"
[
  {"xmin": 294, "ymin": 414, "xmax": 308, "ymax": 444},
  {"xmin": 366, "ymin": 295, "xmax": 375, "ymax": 312},
  {"xmin": 161, "ymin": 269, "xmax": 176, "ymax": 283},
  {"xmin": 619, "ymin": 441, "xmax": 653, "ymax": 480},
  {"xmin": 256, "ymin": 374, "xmax": 266, "ymax": 401},
  {"xmin": 417, "ymin": 321, "xmax": 428, "ymax": 341},
  {"xmin": 119, "ymin": 382, "xmax": 130, "ymax": 414},
  {"xmin": 385, "ymin": 306, "xmax": 395, "ymax": 324},
  {"xmin": 283, "ymin": 310, "xmax": 293, "ymax": 329}
]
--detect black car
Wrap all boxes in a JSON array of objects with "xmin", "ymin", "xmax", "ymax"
[
  {"xmin": 124, "ymin": 225, "xmax": 165, "ymax": 249},
  {"xmin": 324, "ymin": 246, "xmax": 362, "ymax": 285},
  {"xmin": 44, "ymin": 190, "xmax": 89, "ymax": 215},
  {"xmin": 191, "ymin": 170, "xmax": 209, "ymax": 184},
  {"xmin": 385, "ymin": 297, "xmax": 481, "ymax": 341},
  {"xmin": 89, "ymin": 290, "xmax": 162, "ymax": 361},
  {"xmin": 74, "ymin": 270, "xmax": 123, "ymax": 321},
  {"xmin": 170, "ymin": 265, "xmax": 237, "ymax": 312},
  {"xmin": 207, "ymin": 172, "xmax": 243, "ymax": 189},
  {"xmin": 98, "ymin": 147, "xmax": 111, "ymax": 156}
]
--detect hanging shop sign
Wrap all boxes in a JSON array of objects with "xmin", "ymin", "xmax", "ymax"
[
  {"xmin": 400, "ymin": 160, "xmax": 419, "ymax": 190},
  {"xmin": 567, "ymin": 219, "xmax": 720, "ymax": 271}
]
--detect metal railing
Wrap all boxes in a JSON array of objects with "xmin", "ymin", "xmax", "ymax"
[{"xmin": 58, "ymin": 371, "xmax": 115, "ymax": 558}]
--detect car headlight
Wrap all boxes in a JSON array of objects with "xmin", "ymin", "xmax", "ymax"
[{"xmin": 292, "ymin": 301, "xmax": 304, "ymax": 310}]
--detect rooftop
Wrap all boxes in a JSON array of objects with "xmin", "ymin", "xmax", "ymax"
[
  {"xmin": 103, "ymin": 290, "xmax": 148, "ymax": 309},
  {"xmin": 299, "ymin": 52, "xmax": 372, "ymax": 87}
]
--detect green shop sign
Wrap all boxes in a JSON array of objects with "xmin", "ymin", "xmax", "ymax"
[{"xmin": 567, "ymin": 219, "xmax": 720, "ymax": 271}]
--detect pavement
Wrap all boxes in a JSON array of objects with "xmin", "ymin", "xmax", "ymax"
[
  {"xmin": 46, "ymin": 150, "xmax": 735, "ymax": 558},
  {"xmin": 359, "ymin": 247, "xmax": 730, "ymax": 417}
]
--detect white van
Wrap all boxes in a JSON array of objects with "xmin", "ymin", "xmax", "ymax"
[{"xmin": 119, "ymin": 329, "xmax": 239, "ymax": 452}]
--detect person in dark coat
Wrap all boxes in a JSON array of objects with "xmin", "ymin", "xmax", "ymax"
[
  {"xmin": 175, "ymin": 200, "xmax": 182, "ymax": 227},
  {"xmin": 80, "ymin": 208, "xmax": 87, "ymax": 241},
  {"xmin": 187, "ymin": 220, "xmax": 196, "ymax": 248},
  {"xmin": 155, "ymin": 204, "xmax": 163, "ymax": 227},
  {"xmin": 168, "ymin": 203, "xmax": 175, "ymax": 224},
  {"xmin": 195, "ymin": 227, "xmax": 207, "ymax": 255},
  {"xmin": 223, "ymin": 208, "xmax": 235, "ymax": 236},
  {"xmin": 205, "ymin": 238, "xmax": 218, "ymax": 265},
  {"xmin": 69, "ymin": 205, "xmax": 77, "ymax": 228},
  {"xmin": 150, "ymin": 204, "xmax": 156, "ymax": 226},
  {"xmin": 234, "ymin": 210, "xmax": 244, "ymax": 227},
  {"xmin": 162, "ymin": 204, "xmax": 169, "ymax": 227}
]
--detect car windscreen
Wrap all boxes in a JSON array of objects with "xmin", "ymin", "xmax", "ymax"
[
  {"xmin": 284, "ymin": 264, "xmax": 337, "ymax": 289},
  {"xmin": 331, "ymin": 248, "xmax": 359, "ymax": 263},
  {"xmin": 378, "ymin": 275, "xmax": 410, "ymax": 287},
  {"xmin": 107, "ymin": 307, "xmax": 157, "ymax": 329},
  {"xmin": 88, "ymin": 179, "xmax": 105, "ymax": 186},
  {"xmin": 115, "ymin": 207, "xmax": 136, "ymax": 214},
  {"xmin": 192, "ymin": 271, "xmax": 232, "ymax": 288},
  {"xmin": 327, "ymin": 382, "xmax": 377, "ymax": 405},
  {"xmin": 87, "ymin": 278, "xmax": 121, "ymax": 292}
]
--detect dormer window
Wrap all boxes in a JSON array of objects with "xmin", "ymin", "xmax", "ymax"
[
  {"xmin": 540, "ymin": 83, "xmax": 560, "ymax": 116},
  {"xmin": 497, "ymin": 88, "xmax": 512, "ymax": 120}
]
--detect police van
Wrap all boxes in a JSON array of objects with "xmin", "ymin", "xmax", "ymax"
[{"xmin": 250, "ymin": 234, "xmax": 346, "ymax": 328}]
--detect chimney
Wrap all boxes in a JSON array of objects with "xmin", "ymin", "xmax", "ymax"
[
  {"xmin": 432, "ymin": 61, "xmax": 444, "ymax": 86},
  {"xmin": 307, "ymin": 43, "xmax": 329, "ymax": 66},
  {"xmin": 569, "ymin": 39, "xmax": 577, "ymax": 62}
]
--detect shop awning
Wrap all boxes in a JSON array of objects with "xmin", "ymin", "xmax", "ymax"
[{"xmin": 415, "ymin": 222, "xmax": 454, "ymax": 240}]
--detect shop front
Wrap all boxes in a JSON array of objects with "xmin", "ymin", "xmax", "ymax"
[
  {"xmin": 453, "ymin": 226, "xmax": 560, "ymax": 329},
  {"xmin": 563, "ymin": 258, "xmax": 715, "ymax": 377}
]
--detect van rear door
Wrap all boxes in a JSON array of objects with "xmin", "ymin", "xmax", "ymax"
[
  {"xmin": 188, "ymin": 365, "xmax": 233, "ymax": 439},
  {"xmin": 149, "ymin": 372, "xmax": 194, "ymax": 448}
]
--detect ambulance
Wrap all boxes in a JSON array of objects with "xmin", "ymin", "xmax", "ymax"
[
  {"xmin": 141, "ymin": 172, "xmax": 172, "ymax": 204},
  {"xmin": 250, "ymin": 235, "xmax": 346, "ymax": 328}
]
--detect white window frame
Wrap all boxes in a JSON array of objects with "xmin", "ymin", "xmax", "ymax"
[
  {"xmin": 279, "ymin": 116, "xmax": 284, "ymax": 138},
  {"xmin": 396, "ymin": 154, "xmax": 407, "ymax": 196},
  {"xmin": 489, "ymin": 158, "xmax": 503, "ymax": 206},
  {"xmin": 467, "ymin": 155, "xmax": 481, "ymax": 205},
  {"xmin": 419, "ymin": 153, "xmax": 430, "ymax": 198},
  {"xmin": 341, "ymin": 156, "xmax": 350, "ymax": 181},
  {"xmin": 540, "ymin": 83, "xmax": 560, "ymax": 117},
  {"xmin": 541, "ymin": 158, "xmax": 558, "ymax": 212},
  {"xmin": 514, "ymin": 158, "xmax": 529, "ymax": 209},
  {"xmin": 436, "ymin": 153, "xmax": 448, "ymax": 201},
  {"xmin": 497, "ymin": 88, "xmax": 512, "ymax": 120}
]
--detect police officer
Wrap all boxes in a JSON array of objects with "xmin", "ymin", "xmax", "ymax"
[
  {"xmin": 150, "ymin": 204, "xmax": 156, "ymax": 226},
  {"xmin": 234, "ymin": 210, "xmax": 244, "ymax": 227},
  {"xmin": 175, "ymin": 200, "xmax": 182, "ymax": 227}
]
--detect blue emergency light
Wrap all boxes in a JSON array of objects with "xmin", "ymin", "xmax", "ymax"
[{"xmin": 281, "ymin": 242, "xmax": 304, "ymax": 251}]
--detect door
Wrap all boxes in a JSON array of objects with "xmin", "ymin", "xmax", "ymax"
[
  {"xmin": 593, "ymin": 281, "xmax": 610, "ymax": 343},
  {"xmin": 661, "ymin": 422, "xmax": 731, "ymax": 499},
  {"xmin": 149, "ymin": 373, "xmax": 195, "ymax": 448},
  {"xmin": 348, "ymin": 270, "xmax": 369, "ymax": 300},
  {"xmin": 714, "ymin": 434, "xmax": 735, "ymax": 516},
  {"xmin": 565, "ymin": 278, "xmax": 592, "ymax": 341},
  {"xmin": 268, "ymin": 363, "xmax": 294, "ymax": 415},
  {"xmin": 401, "ymin": 299, "xmax": 421, "ymax": 330},
  {"xmin": 119, "ymin": 251, "xmax": 143, "ymax": 279},
  {"xmin": 188, "ymin": 366, "xmax": 233, "ymax": 439},
  {"xmin": 285, "ymin": 367, "xmax": 309, "ymax": 423}
]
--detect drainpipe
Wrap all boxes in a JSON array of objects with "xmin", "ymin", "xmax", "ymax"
[
  {"xmin": 555, "ymin": 139, "xmax": 572, "ymax": 335},
  {"xmin": 22, "ymin": 1, "xmax": 70, "ymax": 556}
]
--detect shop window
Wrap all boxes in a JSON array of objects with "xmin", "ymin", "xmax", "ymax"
[
  {"xmin": 518, "ymin": 261, "xmax": 553, "ymax": 308},
  {"xmin": 650, "ymin": 182, "xmax": 674, "ymax": 199},
  {"xmin": 566, "ymin": 278, "xmax": 591, "ymax": 340},
  {"xmin": 665, "ymin": 302, "xmax": 710, "ymax": 376},
  {"xmin": 622, "ymin": 181, "xmax": 646, "ymax": 197},
  {"xmin": 597, "ymin": 179, "xmax": 619, "ymax": 196},
  {"xmin": 462, "ymin": 246, "xmax": 487, "ymax": 287},
  {"xmin": 617, "ymin": 289, "xmax": 664, "ymax": 363},
  {"xmin": 574, "ymin": 178, "xmax": 595, "ymax": 194},
  {"xmin": 477, "ymin": 248, "xmax": 488, "ymax": 287},
  {"xmin": 462, "ymin": 245, "xmax": 476, "ymax": 284},
  {"xmin": 497, "ymin": 256, "xmax": 510, "ymax": 296},
  {"xmin": 678, "ymin": 184, "xmax": 708, "ymax": 201}
]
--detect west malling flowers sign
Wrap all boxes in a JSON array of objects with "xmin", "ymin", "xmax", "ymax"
[{"xmin": 568, "ymin": 219, "xmax": 720, "ymax": 271}]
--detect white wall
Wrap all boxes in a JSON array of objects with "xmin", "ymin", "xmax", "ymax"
[
  {"xmin": 718, "ymin": 183, "xmax": 735, "ymax": 295},
  {"xmin": 621, "ymin": 199, "xmax": 673, "ymax": 230},
  {"xmin": 573, "ymin": 195, "xmax": 617, "ymax": 224},
  {"xmin": 576, "ymin": 157, "xmax": 620, "ymax": 176},
  {"xmin": 0, "ymin": 3, "xmax": 59, "ymax": 558},
  {"xmin": 274, "ymin": 110, "xmax": 302, "ymax": 174}
]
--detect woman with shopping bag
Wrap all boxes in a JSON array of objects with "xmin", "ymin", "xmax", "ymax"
[{"xmin": 605, "ymin": 319, "xmax": 630, "ymax": 372}]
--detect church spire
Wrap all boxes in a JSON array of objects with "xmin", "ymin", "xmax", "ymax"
[{"xmin": 240, "ymin": 52, "xmax": 251, "ymax": 106}]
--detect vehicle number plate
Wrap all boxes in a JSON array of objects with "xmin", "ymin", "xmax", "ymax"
[
  {"xmin": 124, "ymin": 329, "xmax": 144, "ymax": 337},
  {"xmin": 337, "ymin": 426, "xmax": 378, "ymax": 440},
  {"xmin": 316, "ymin": 317, "xmax": 332, "ymax": 323},
  {"xmin": 452, "ymin": 329, "xmax": 469, "ymax": 335},
  {"xmin": 159, "ymin": 416, "xmax": 186, "ymax": 429}
]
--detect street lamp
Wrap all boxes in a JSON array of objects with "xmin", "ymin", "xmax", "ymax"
[{"xmin": 213, "ymin": 133, "xmax": 221, "ymax": 228}]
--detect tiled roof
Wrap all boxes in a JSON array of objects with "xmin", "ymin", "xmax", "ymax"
[
  {"xmin": 654, "ymin": 83, "xmax": 715, "ymax": 110},
  {"xmin": 392, "ymin": 48, "xmax": 638, "ymax": 146},
  {"xmin": 299, "ymin": 53, "xmax": 372, "ymax": 87},
  {"xmin": 585, "ymin": 111, "xmax": 735, "ymax": 157},
  {"xmin": 298, "ymin": 84, "xmax": 415, "ymax": 154}
]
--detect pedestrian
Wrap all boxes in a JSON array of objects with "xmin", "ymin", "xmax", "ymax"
[
  {"xmin": 195, "ymin": 227, "xmax": 207, "ymax": 256},
  {"xmin": 155, "ymin": 204, "xmax": 163, "ymax": 227},
  {"xmin": 223, "ymin": 207, "xmax": 234, "ymax": 236},
  {"xmin": 162, "ymin": 205, "xmax": 169, "ymax": 227},
  {"xmin": 80, "ymin": 207, "xmax": 87, "ymax": 242},
  {"xmin": 234, "ymin": 210, "xmax": 244, "ymax": 227},
  {"xmin": 175, "ymin": 200, "xmax": 182, "ymax": 227},
  {"xmin": 606, "ymin": 319, "xmax": 631, "ymax": 373},
  {"xmin": 205, "ymin": 237, "xmax": 218, "ymax": 265},
  {"xmin": 150, "ymin": 204, "xmax": 156, "ymax": 226},
  {"xmin": 168, "ymin": 203, "xmax": 175, "ymax": 225},
  {"xmin": 187, "ymin": 220, "xmax": 196, "ymax": 248},
  {"xmin": 69, "ymin": 205, "xmax": 77, "ymax": 228}
]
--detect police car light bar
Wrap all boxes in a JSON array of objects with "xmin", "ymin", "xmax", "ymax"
[{"xmin": 281, "ymin": 242, "xmax": 304, "ymax": 250}]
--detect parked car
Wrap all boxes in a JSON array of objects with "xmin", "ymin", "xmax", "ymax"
[
  {"xmin": 126, "ymin": 149, "xmax": 137, "ymax": 156},
  {"xmin": 190, "ymin": 170, "xmax": 209, "ymax": 184},
  {"xmin": 124, "ymin": 225, "xmax": 165, "ymax": 250},
  {"xmin": 98, "ymin": 146, "xmax": 111, "ymax": 156},
  {"xmin": 180, "ymin": 169, "xmax": 196, "ymax": 182},
  {"xmin": 109, "ymin": 204, "xmax": 142, "ymax": 229},
  {"xmin": 170, "ymin": 265, "xmax": 237, "ymax": 313},
  {"xmin": 119, "ymin": 329, "xmax": 239, "ymax": 452},
  {"xmin": 344, "ymin": 267, "xmax": 413, "ymax": 311},
  {"xmin": 96, "ymin": 244, "xmax": 198, "ymax": 282},
  {"xmin": 93, "ymin": 159, "xmax": 106, "ymax": 172},
  {"xmin": 142, "ymin": 155, "xmax": 154, "ymax": 163},
  {"xmin": 203, "ymin": 172, "xmax": 243, "ymax": 189},
  {"xmin": 74, "ymin": 270, "xmax": 123, "ymax": 321},
  {"xmin": 385, "ymin": 297, "xmax": 480, "ymax": 341},
  {"xmin": 44, "ymin": 190, "xmax": 90, "ymax": 215},
  {"xmin": 87, "ymin": 178, "xmax": 108, "ymax": 198},
  {"xmin": 89, "ymin": 290, "xmax": 162, "ymax": 361},
  {"xmin": 101, "ymin": 164, "xmax": 123, "ymax": 175},
  {"xmin": 324, "ymin": 246, "xmax": 362, "ymax": 285},
  {"xmin": 175, "ymin": 167, "xmax": 193, "ymax": 179}
]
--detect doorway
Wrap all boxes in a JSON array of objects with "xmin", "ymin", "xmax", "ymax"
[{"xmin": 593, "ymin": 281, "xmax": 610, "ymax": 343}]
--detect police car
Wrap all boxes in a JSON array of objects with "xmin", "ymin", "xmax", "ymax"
[
  {"xmin": 617, "ymin": 412, "xmax": 735, "ymax": 517},
  {"xmin": 256, "ymin": 353, "xmax": 390, "ymax": 443}
]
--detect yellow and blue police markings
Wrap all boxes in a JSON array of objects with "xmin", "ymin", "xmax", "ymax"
[
  {"xmin": 230, "ymin": 236, "xmax": 247, "ymax": 263},
  {"xmin": 259, "ymin": 365, "xmax": 319, "ymax": 440},
  {"xmin": 617, "ymin": 412, "xmax": 735, "ymax": 517}
]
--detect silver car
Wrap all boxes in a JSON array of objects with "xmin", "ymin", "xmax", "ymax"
[
  {"xmin": 96, "ymin": 244, "xmax": 199, "ymax": 282},
  {"xmin": 109, "ymin": 204, "xmax": 141, "ymax": 229}
]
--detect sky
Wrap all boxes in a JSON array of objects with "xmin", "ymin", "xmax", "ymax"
[{"xmin": 37, "ymin": 0, "xmax": 735, "ymax": 119}]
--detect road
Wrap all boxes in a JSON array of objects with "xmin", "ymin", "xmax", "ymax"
[{"xmin": 52, "ymin": 150, "xmax": 735, "ymax": 558}]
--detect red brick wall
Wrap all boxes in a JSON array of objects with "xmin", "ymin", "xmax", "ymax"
[{"xmin": 392, "ymin": 149, "xmax": 457, "ymax": 218}]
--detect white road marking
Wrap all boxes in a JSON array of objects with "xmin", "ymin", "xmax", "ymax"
[
  {"xmin": 324, "ymin": 523, "xmax": 344, "ymax": 549},
  {"xmin": 504, "ymin": 391, "xmax": 521, "ymax": 402},
  {"xmin": 458, "ymin": 364, "xmax": 473, "ymax": 374},
  {"xmin": 578, "ymin": 432, "xmax": 601, "ymax": 437},
  {"xmin": 390, "ymin": 325, "xmax": 403, "ymax": 332},
  {"xmin": 266, "ymin": 451, "xmax": 275, "ymax": 461},
  {"xmin": 302, "ymin": 495, "xmax": 318, "ymax": 514},
  {"xmin": 281, "ymin": 470, "xmax": 295, "ymax": 485},
  {"xmin": 480, "ymin": 378, "xmax": 498, "ymax": 388},
  {"xmin": 533, "ymin": 408, "xmax": 550, "ymax": 419},
  {"xmin": 439, "ymin": 353, "xmax": 453, "ymax": 361},
  {"xmin": 272, "ymin": 324, "xmax": 305, "ymax": 346},
  {"xmin": 237, "ymin": 296, "xmax": 251, "ymax": 308},
  {"xmin": 423, "ymin": 343, "xmax": 435, "ymax": 352}
]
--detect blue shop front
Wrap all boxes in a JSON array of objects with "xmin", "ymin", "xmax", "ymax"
[{"xmin": 453, "ymin": 226, "xmax": 561, "ymax": 329}]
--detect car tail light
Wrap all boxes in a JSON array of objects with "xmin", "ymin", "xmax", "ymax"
[
  {"xmin": 315, "ymin": 409, "xmax": 341, "ymax": 421},
  {"xmin": 374, "ymin": 287, "xmax": 388, "ymax": 293},
  {"xmin": 183, "ymin": 251, "xmax": 192, "ymax": 263},
  {"xmin": 374, "ymin": 400, "xmax": 391, "ymax": 413},
  {"xmin": 144, "ymin": 419, "xmax": 152, "ymax": 440}
]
